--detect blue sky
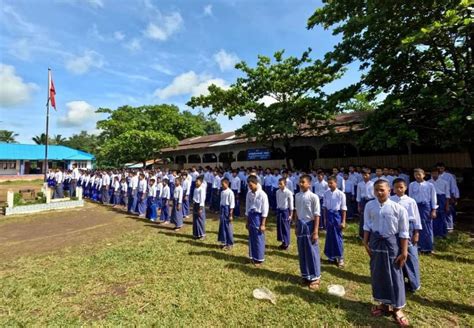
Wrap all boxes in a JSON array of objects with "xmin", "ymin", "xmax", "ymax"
[{"xmin": 0, "ymin": 0, "xmax": 361, "ymax": 144}]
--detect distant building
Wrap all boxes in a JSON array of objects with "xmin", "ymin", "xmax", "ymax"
[
  {"xmin": 0, "ymin": 144, "xmax": 95, "ymax": 175},
  {"xmin": 161, "ymin": 112, "xmax": 472, "ymax": 171}
]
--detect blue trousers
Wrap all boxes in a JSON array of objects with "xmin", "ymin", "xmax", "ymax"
[
  {"xmin": 276, "ymin": 208, "xmax": 291, "ymax": 246},
  {"xmin": 218, "ymin": 205, "xmax": 234, "ymax": 246},
  {"xmin": 296, "ymin": 219, "xmax": 321, "ymax": 281},
  {"xmin": 248, "ymin": 211, "xmax": 265, "ymax": 262}
]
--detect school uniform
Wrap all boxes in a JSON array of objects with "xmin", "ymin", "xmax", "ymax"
[
  {"xmin": 343, "ymin": 179, "xmax": 356, "ymax": 219},
  {"xmin": 168, "ymin": 174, "xmax": 176, "ymax": 196},
  {"xmin": 218, "ymin": 188, "xmax": 235, "ymax": 246},
  {"xmin": 363, "ymin": 198, "xmax": 409, "ymax": 309},
  {"xmin": 160, "ymin": 185, "xmax": 170, "ymax": 222},
  {"xmin": 429, "ymin": 178, "xmax": 450, "ymax": 238},
  {"xmin": 155, "ymin": 182, "xmax": 163, "ymax": 209},
  {"xmin": 285, "ymin": 178, "xmax": 294, "ymax": 195},
  {"xmin": 120, "ymin": 181, "xmax": 128, "ymax": 207},
  {"xmin": 270, "ymin": 174, "xmax": 281, "ymax": 210},
  {"xmin": 245, "ymin": 187, "xmax": 269, "ymax": 262},
  {"xmin": 230, "ymin": 175, "xmax": 241, "ymax": 217},
  {"xmin": 336, "ymin": 175, "xmax": 345, "ymax": 192},
  {"xmin": 211, "ymin": 175, "xmax": 221, "ymax": 211},
  {"xmin": 53, "ymin": 171, "xmax": 64, "ymax": 199},
  {"xmin": 182, "ymin": 177, "xmax": 191, "ymax": 217},
  {"xmin": 204, "ymin": 171, "xmax": 213, "ymax": 206},
  {"xmin": 276, "ymin": 187, "xmax": 294, "ymax": 247},
  {"xmin": 323, "ymin": 189, "xmax": 347, "ymax": 262},
  {"xmin": 312, "ymin": 179, "xmax": 328, "ymax": 229},
  {"xmin": 146, "ymin": 183, "xmax": 158, "ymax": 221},
  {"xmin": 356, "ymin": 180, "xmax": 375, "ymax": 238},
  {"xmin": 137, "ymin": 179, "xmax": 148, "ymax": 216},
  {"xmin": 101, "ymin": 173, "xmax": 111, "ymax": 204},
  {"xmin": 263, "ymin": 174, "xmax": 273, "ymax": 203},
  {"xmin": 390, "ymin": 194, "xmax": 422, "ymax": 291},
  {"xmin": 70, "ymin": 167, "xmax": 80, "ymax": 197},
  {"xmin": 128, "ymin": 175, "xmax": 139, "ymax": 213},
  {"xmin": 171, "ymin": 185, "xmax": 184, "ymax": 228},
  {"xmin": 439, "ymin": 172, "xmax": 458, "ymax": 231},
  {"xmin": 95, "ymin": 177, "xmax": 102, "ymax": 202},
  {"xmin": 408, "ymin": 181, "xmax": 437, "ymax": 252},
  {"xmin": 192, "ymin": 184, "xmax": 207, "ymax": 238},
  {"xmin": 112, "ymin": 180, "xmax": 121, "ymax": 205},
  {"xmin": 295, "ymin": 189, "xmax": 321, "ymax": 282}
]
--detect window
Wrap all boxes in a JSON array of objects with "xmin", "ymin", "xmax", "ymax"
[
  {"xmin": 0, "ymin": 161, "xmax": 17, "ymax": 170},
  {"xmin": 175, "ymin": 155, "xmax": 187, "ymax": 164},
  {"xmin": 188, "ymin": 154, "xmax": 201, "ymax": 163},
  {"xmin": 10, "ymin": 161, "xmax": 16, "ymax": 169},
  {"xmin": 203, "ymin": 153, "xmax": 217, "ymax": 163}
]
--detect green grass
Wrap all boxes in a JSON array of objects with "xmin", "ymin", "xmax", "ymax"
[
  {"xmin": 0, "ymin": 215, "xmax": 473, "ymax": 327},
  {"xmin": 0, "ymin": 179, "xmax": 43, "ymax": 186}
]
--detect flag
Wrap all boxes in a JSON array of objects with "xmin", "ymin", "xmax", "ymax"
[{"xmin": 48, "ymin": 69, "xmax": 56, "ymax": 110}]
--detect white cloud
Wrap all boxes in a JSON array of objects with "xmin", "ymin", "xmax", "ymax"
[
  {"xmin": 114, "ymin": 31, "xmax": 125, "ymax": 41},
  {"xmin": 124, "ymin": 38, "xmax": 141, "ymax": 52},
  {"xmin": 203, "ymin": 4, "xmax": 213, "ymax": 16},
  {"xmin": 151, "ymin": 63, "xmax": 173, "ymax": 75},
  {"xmin": 57, "ymin": 101, "xmax": 98, "ymax": 127},
  {"xmin": 213, "ymin": 49, "xmax": 240, "ymax": 71},
  {"xmin": 153, "ymin": 71, "xmax": 227, "ymax": 99},
  {"xmin": 65, "ymin": 50, "xmax": 105, "ymax": 74},
  {"xmin": 259, "ymin": 96, "xmax": 278, "ymax": 107},
  {"xmin": 143, "ymin": 12, "xmax": 183, "ymax": 41},
  {"xmin": 59, "ymin": 0, "xmax": 104, "ymax": 9},
  {"xmin": 0, "ymin": 64, "xmax": 38, "ymax": 107}
]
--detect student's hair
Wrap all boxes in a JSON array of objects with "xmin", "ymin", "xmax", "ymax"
[
  {"xmin": 413, "ymin": 168, "xmax": 425, "ymax": 174},
  {"xmin": 436, "ymin": 162, "xmax": 445, "ymax": 168},
  {"xmin": 374, "ymin": 179, "xmax": 390, "ymax": 188},
  {"xmin": 299, "ymin": 174, "xmax": 312, "ymax": 183},
  {"xmin": 278, "ymin": 177, "xmax": 286, "ymax": 183},
  {"xmin": 430, "ymin": 167, "xmax": 439, "ymax": 173},
  {"xmin": 362, "ymin": 168, "xmax": 371, "ymax": 175},
  {"xmin": 221, "ymin": 178, "xmax": 229, "ymax": 184},
  {"xmin": 196, "ymin": 176, "xmax": 203, "ymax": 183},
  {"xmin": 327, "ymin": 176, "xmax": 337, "ymax": 183},
  {"xmin": 247, "ymin": 175, "xmax": 258, "ymax": 185},
  {"xmin": 175, "ymin": 177, "xmax": 181, "ymax": 183},
  {"xmin": 317, "ymin": 171, "xmax": 324, "ymax": 176},
  {"xmin": 150, "ymin": 178, "xmax": 156, "ymax": 182},
  {"xmin": 392, "ymin": 178, "xmax": 406, "ymax": 186}
]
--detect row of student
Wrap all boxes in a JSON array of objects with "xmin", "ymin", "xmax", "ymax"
[{"xmin": 73, "ymin": 169, "xmax": 453, "ymax": 327}]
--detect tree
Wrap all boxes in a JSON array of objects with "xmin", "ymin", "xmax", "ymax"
[
  {"xmin": 62, "ymin": 131, "xmax": 100, "ymax": 155},
  {"xmin": 308, "ymin": 0, "xmax": 474, "ymax": 160},
  {"xmin": 0, "ymin": 130, "xmax": 18, "ymax": 143},
  {"xmin": 95, "ymin": 104, "xmax": 221, "ymax": 166},
  {"xmin": 32, "ymin": 133, "xmax": 49, "ymax": 145},
  {"xmin": 188, "ymin": 49, "xmax": 341, "ymax": 168},
  {"xmin": 51, "ymin": 134, "xmax": 66, "ymax": 145}
]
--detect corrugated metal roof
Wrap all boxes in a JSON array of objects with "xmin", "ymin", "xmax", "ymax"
[{"xmin": 0, "ymin": 143, "xmax": 95, "ymax": 160}]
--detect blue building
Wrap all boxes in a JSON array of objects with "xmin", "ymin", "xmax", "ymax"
[{"xmin": 0, "ymin": 144, "xmax": 95, "ymax": 175}]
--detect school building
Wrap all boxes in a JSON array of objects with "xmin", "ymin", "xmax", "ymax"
[
  {"xmin": 161, "ymin": 112, "xmax": 472, "ymax": 171},
  {"xmin": 0, "ymin": 143, "xmax": 95, "ymax": 175}
]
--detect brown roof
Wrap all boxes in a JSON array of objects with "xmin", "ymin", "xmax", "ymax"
[{"xmin": 161, "ymin": 111, "xmax": 368, "ymax": 153}]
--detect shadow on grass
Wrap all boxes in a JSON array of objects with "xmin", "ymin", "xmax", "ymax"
[
  {"xmin": 189, "ymin": 250, "xmax": 250, "ymax": 265},
  {"xmin": 266, "ymin": 250, "xmax": 298, "ymax": 260},
  {"xmin": 322, "ymin": 266, "xmax": 371, "ymax": 285},
  {"xmin": 409, "ymin": 294, "xmax": 474, "ymax": 315},
  {"xmin": 177, "ymin": 239, "xmax": 221, "ymax": 249},
  {"xmin": 431, "ymin": 253, "xmax": 474, "ymax": 265},
  {"xmin": 224, "ymin": 262, "xmax": 300, "ymax": 284},
  {"xmin": 157, "ymin": 230, "xmax": 195, "ymax": 239},
  {"xmin": 273, "ymin": 285, "xmax": 388, "ymax": 327}
]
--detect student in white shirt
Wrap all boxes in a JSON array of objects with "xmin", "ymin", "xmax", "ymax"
[
  {"xmin": 146, "ymin": 178, "xmax": 158, "ymax": 221},
  {"xmin": 171, "ymin": 178, "xmax": 184, "ymax": 230},
  {"xmin": 160, "ymin": 179, "xmax": 171, "ymax": 223},
  {"xmin": 218, "ymin": 178, "xmax": 235, "ymax": 250},
  {"xmin": 192, "ymin": 176, "xmax": 207, "ymax": 239},
  {"xmin": 230, "ymin": 170, "xmax": 241, "ymax": 218},
  {"xmin": 276, "ymin": 177, "xmax": 294, "ymax": 250},
  {"xmin": 429, "ymin": 168, "xmax": 450, "ymax": 238},
  {"xmin": 356, "ymin": 169, "xmax": 375, "ymax": 238},
  {"xmin": 137, "ymin": 173, "xmax": 147, "ymax": 217}
]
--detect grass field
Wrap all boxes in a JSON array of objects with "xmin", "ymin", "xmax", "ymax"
[
  {"xmin": 0, "ymin": 207, "xmax": 473, "ymax": 327},
  {"xmin": 0, "ymin": 179, "xmax": 43, "ymax": 185}
]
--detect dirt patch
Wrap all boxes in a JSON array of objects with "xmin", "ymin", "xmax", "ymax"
[{"xmin": 0, "ymin": 202, "xmax": 149, "ymax": 260}]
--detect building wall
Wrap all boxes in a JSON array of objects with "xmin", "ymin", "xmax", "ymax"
[{"xmin": 0, "ymin": 160, "xmax": 19, "ymax": 175}]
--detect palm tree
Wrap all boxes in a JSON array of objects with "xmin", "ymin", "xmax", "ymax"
[
  {"xmin": 52, "ymin": 134, "xmax": 66, "ymax": 145},
  {"xmin": 32, "ymin": 133, "xmax": 49, "ymax": 145},
  {"xmin": 0, "ymin": 130, "xmax": 19, "ymax": 143}
]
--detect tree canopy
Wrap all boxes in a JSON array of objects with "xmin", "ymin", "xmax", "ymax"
[
  {"xmin": 308, "ymin": 0, "xmax": 473, "ymax": 156},
  {"xmin": 0, "ymin": 130, "xmax": 18, "ymax": 143}
]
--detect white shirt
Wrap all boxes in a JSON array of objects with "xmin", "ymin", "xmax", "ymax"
[
  {"xmin": 428, "ymin": 178, "xmax": 450, "ymax": 198},
  {"xmin": 276, "ymin": 187, "xmax": 294, "ymax": 211},
  {"xmin": 138, "ymin": 179, "xmax": 147, "ymax": 193},
  {"xmin": 174, "ymin": 185, "xmax": 183, "ymax": 204},
  {"xmin": 102, "ymin": 174, "xmax": 110, "ymax": 186},
  {"xmin": 190, "ymin": 171, "xmax": 199, "ymax": 182},
  {"xmin": 344, "ymin": 179, "xmax": 355, "ymax": 195},
  {"xmin": 336, "ymin": 175, "xmax": 345, "ymax": 191},
  {"xmin": 390, "ymin": 195, "xmax": 422, "ymax": 230},
  {"xmin": 156, "ymin": 182, "xmax": 163, "ymax": 198},
  {"xmin": 440, "ymin": 172, "xmax": 459, "ymax": 198},
  {"xmin": 245, "ymin": 188, "xmax": 269, "ymax": 217},
  {"xmin": 161, "ymin": 185, "xmax": 170, "ymax": 199},
  {"xmin": 54, "ymin": 171, "xmax": 63, "ymax": 184},
  {"xmin": 220, "ymin": 188, "xmax": 235, "ymax": 208},
  {"xmin": 113, "ymin": 180, "xmax": 120, "ymax": 190},
  {"xmin": 130, "ymin": 175, "xmax": 139, "ymax": 189},
  {"xmin": 408, "ymin": 181, "xmax": 437, "ymax": 209},
  {"xmin": 148, "ymin": 183, "xmax": 157, "ymax": 197},
  {"xmin": 182, "ymin": 178, "xmax": 191, "ymax": 196},
  {"xmin": 295, "ymin": 190, "xmax": 320, "ymax": 222},
  {"xmin": 230, "ymin": 176, "xmax": 241, "ymax": 192},
  {"xmin": 313, "ymin": 179, "xmax": 329, "ymax": 198},
  {"xmin": 285, "ymin": 178, "xmax": 294, "ymax": 194},
  {"xmin": 193, "ymin": 185, "xmax": 206, "ymax": 207},
  {"xmin": 323, "ymin": 189, "xmax": 347, "ymax": 211},
  {"xmin": 212, "ymin": 175, "xmax": 221, "ymax": 189},
  {"xmin": 120, "ymin": 182, "xmax": 128, "ymax": 193},
  {"xmin": 356, "ymin": 180, "xmax": 375, "ymax": 202},
  {"xmin": 363, "ymin": 198, "xmax": 409, "ymax": 239},
  {"xmin": 72, "ymin": 167, "xmax": 80, "ymax": 179}
]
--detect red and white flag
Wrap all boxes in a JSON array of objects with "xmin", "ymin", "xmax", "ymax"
[{"xmin": 48, "ymin": 69, "xmax": 56, "ymax": 110}]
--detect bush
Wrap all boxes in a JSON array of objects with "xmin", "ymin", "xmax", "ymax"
[{"xmin": 13, "ymin": 193, "xmax": 24, "ymax": 206}]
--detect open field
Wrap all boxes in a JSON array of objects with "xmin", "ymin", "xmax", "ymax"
[{"xmin": 0, "ymin": 201, "xmax": 473, "ymax": 326}]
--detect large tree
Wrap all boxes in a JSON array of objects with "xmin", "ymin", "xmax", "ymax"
[
  {"xmin": 0, "ymin": 130, "xmax": 18, "ymax": 143},
  {"xmin": 188, "ymin": 49, "xmax": 341, "ymax": 167},
  {"xmin": 308, "ymin": 0, "xmax": 474, "ymax": 160},
  {"xmin": 32, "ymin": 133, "xmax": 49, "ymax": 145},
  {"xmin": 62, "ymin": 131, "xmax": 100, "ymax": 155},
  {"xmin": 96, "ymin": 104, "xmax": 221, "ymax": 167}
]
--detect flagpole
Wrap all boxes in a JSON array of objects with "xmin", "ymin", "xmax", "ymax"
[{"xmin": 44, "ymin": 68, "xmax": 50, "ymax": 182}]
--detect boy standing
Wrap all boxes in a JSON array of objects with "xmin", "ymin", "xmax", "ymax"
[
  {"xmin": 428, "ymin": 168, "xmax": 450, "ymax": 238},
  {"xmin": 218, "ymin": 178, "xmax": 235, "ymax": 250},
  {"xmin": 171, "ymin": 178, "xmax": 184, "ymax": 231},
  {"xmin": 364, "ymin": 180, "xmax": 409, "ymax": 326},
  {"xmin": 323, "ymin": 176, "xmax": 347, "ymax": 268},
  {"xmin": 276, "ymin": 177, "xmax": 294, "ymax": 250},
  {"xmin": 294, "ymin": 174, "xmax": 321, "ymax": 290},
  {"xmin": 245, "ymin": 175, "xmax": 269, "ymax": 267},
  {"xmin": 356, "ymin": 169, "xmax": 375, "ymax": 238},
  {"xmin": 192, "ymin": 177, "xmax": 207, "ymax": 239}
]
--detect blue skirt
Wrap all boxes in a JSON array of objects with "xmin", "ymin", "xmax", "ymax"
[
  {"xmin": 137, "ymin": 192, "xmax": 146, "ymax": 215},
  {"xmin": 248, "ymin": 210, "xmax": 265, "ymax": 262},
  {"xmin": 218, "ymin": 205, "xmax": 234, "ymax": 246},
  {"xmin": 160, "ymin": 198, "xmax": 169, "ymax": 222},
  {"xmin": 171, "ymin": 199, "xmax": 184, "ymax": 228},
  {"xmin": 276, "ymin": 208, "xmax": 291, "ymax": 246},
  {"xmin": 417, "ymin": 203, "xmax": 433, "ymax": 252},
  {"xmin": 324, "ymin": 210, "xmax": 344, "ymax": 260},
  {"xmin": 369, "ymin": 232, "xmax": 406, "ymax": 308},
  {"xmin": 146, "ymin": 196, "xmax": 157, "ymax": 220},
  {"xmin": 296, "ymin": 219, "xmax": 321, "ymax": 281},
  {"xmin": 433, "ymin": 194, "xmax": 447, "ymax": 237},
  {"xmin": 403, "ymin": 222, "xmax": 421, "ymax": 291},
  {"xmin": 193, "ymin": 202, "xmax": 206, "ymax": 238}
]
